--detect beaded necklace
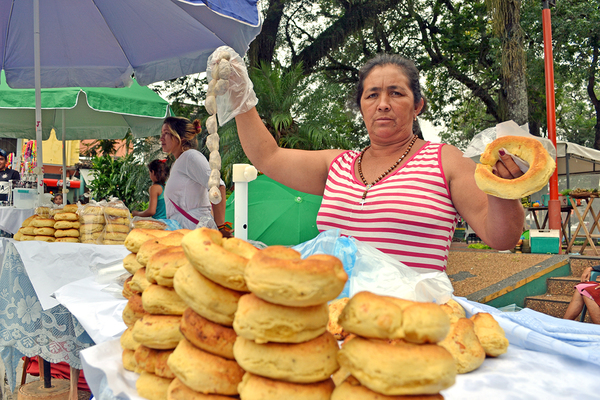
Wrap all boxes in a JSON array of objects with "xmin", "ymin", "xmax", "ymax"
[{"xmin": 357, "ymin": 134, "xmax": 418, "ymax": 209}]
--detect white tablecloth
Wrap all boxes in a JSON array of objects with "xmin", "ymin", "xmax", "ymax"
[{"xmin": 0, "ymin": 207, "xmax": 34, "ymax": 234}]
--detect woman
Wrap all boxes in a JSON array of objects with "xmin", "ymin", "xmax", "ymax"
[
  {"xmin": 132, "ymin": 159, "xmax": 169, "ymax": 220},
  {"xmin": 563, "ymin": 266, "xmax": 600, "ymax": 324},
  {"xmin": 160, "ymin": 116, "xmax": 227, "ymax": 231},
  {"xmin": 218, "ymin": 50, "xmax": 524, "ymax": 271}
]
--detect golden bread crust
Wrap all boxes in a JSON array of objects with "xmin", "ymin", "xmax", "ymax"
[
  {"xmin": 132, "ymin": 314, "xmax": 183, "ymax": 350},
  {"xmin": 142, "ymin": 284, "xmax": 187, "ymax": 316},
  {"xmin": 238, "ymin": 372, "xmax": 335, "ymax": 400},
  {"xmin": 469, "ymin": 312, "xmax": 509, "ymax": 357},
  {"xmin": 180, "ymin": 307, "xmax": 237, "ymax": 360},
  {"xmin": 332, "ymin": 376, "xmax": 445, "ymax": 400},
  {"xmin": 135, "ymin": 371, "xmax": 173, "ymax": 400},
  {"xmin": 438, "ymin": 318, "xmax": 486, "ymax": 374}
]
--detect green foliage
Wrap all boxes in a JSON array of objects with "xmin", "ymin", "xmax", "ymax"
[{"xmin": 468, "ymin": 243, "xmax": 492, "ymax": 249}]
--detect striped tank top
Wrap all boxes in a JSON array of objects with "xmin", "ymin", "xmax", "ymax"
[{"xmin": 316, "ymin": 142, "xmax": 459, "ymax": 271}]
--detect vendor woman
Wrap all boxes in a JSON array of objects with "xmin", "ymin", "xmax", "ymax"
[{"xmin": 0, "ymin": 148, "xmax": 20, "ymax": 202}]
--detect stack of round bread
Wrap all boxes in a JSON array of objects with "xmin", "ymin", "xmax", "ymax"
[
  {"xmin": 438, "ymin": 299, "xmax": 509, "ymax": 374},
  {"xmin": 28, "ymin": 215, "xmax": 56, "ymax": 242},
  {"xmin": 14, "ymin": 214, "xmax": 39, "ymax": 241},
  {"xmin": 79, "ymin": 204, "xmax": 106, "ymax": 244},
  {"xmin": 231, "ymin": 245, "xmax": 347, "ymax": 400},
  {"xmin": 120, "ymin": 228, "xmax": 196, "ymax": 400},
  {"xmin": 103, "ymin": 204, "xmax": 131, "ymax": 245},
  {"xmin": 164, "ymin": 227, "xmax": 259, "ymax": 399},
  {"xmin": 333, "ymin": 291, "xmax": 455, "ymax": 398},
  {"xmin": 53, "ymin": 204, "xmax": 80, "ymax": 243}
]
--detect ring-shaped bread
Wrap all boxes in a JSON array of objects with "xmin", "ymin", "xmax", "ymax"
[
  {"xmin": 474, "ymin": 135, "xmax": 556, "ymax": 199},
  {"xmin": 245, "ymin": 246, "xmax": 347, "ymax": 307}
]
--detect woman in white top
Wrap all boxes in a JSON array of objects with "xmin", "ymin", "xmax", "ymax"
[{"xmin": 160, "ymin": 116, "xmax": 227, "ymax": 232}]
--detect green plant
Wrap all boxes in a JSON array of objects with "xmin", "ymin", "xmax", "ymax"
[{"xmin": 468, "ymin": 243, "xmax": 492, "ymax": 249}]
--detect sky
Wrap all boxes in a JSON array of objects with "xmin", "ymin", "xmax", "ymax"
[{"xmin": 421, "ymin": 119, "xmax": 442, "ymax": 143}]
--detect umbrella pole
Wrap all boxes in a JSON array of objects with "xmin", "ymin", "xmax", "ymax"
[
  {"xmin": 34, "ymin": 0, "xmax": 44, "ymax": 198},
  {"xmin": 62, "ymin": 110, "xmax": 67, "ymax": 201},
  {"xmin": 232, "ymin": 164, "xmax": 258, "ymax": 241}
]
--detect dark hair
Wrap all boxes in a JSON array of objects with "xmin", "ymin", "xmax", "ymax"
[
  {"xmin": 163, "ymin": 116, "xmax": 202, "ymax": 151},
  {"xmin": 0, "ymin": 148, "xmax": 7, "ymax": 159},
  {"xmin": 354, "ymin": 54, "xmax": 428, "ymax": 136},
  {"xmin": 148, "ymin": 159, "xmax": 170, "ymax": 186}
]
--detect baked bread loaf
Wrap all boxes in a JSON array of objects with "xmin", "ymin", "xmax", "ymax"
[
  {"xmin": 55, "ymin": 237, "xmax": 80, "ymax": 243},
  {"xmin": 105, "ymin": 216, "xmax": 131, "ymax": 225},
  {"xmin": 438, "ymin": 318, "xmax": 486, "ymax": 374},
  {"xmin": 19, "ymin": 226, "xmax": 35, "ymax": 236},
  {"xmin": 80, "ymin": 205, "xmax": 104, "ymax": 215},
  {"xmin": 80, "ymin": 215, "xmax": 105, "ymax": 225},
  {"xmin": 79, "ymin": 223, "xmax": 104, "ymax": 233},
  {"xmin": 182, "ymin": 227, "xmax": 258, "ymax": 291},
  {"xmin": 136, "ymin": 371, "xmax": 173, "ymax": 400},
  {"xmin": 180, "ymin": 307, "xmax": 236, "ymax": 360},
  {"xmin": 474, "ymin": 135, "xmax": 556, "ymax": 199},
  {"xmin": 440, "ymin": 298, "xmax": 466, "ymax": 324},
  {"xmin": 54, "ymin": 220, "xmax": 80, "ymax": 230},
  {"xmin": 339, "ymin": 291, "xmax": 450, "ymax": 344},
  {"xmin": 469, "ymin": 312, "xmax": 509, "ymax": 357},
  {"xmin": 21, "ymin": 215, "xmax": 37, "ymax": 227},
  {"xmin": 55, "ymin": 228, "xmax": 79, "ymax": 238},
  {"xmin": 136, "ymin": 232, "xmax": 186, "ymax": 266},
  {"xmin": 105, "ymin": 205, "xmax": 130, "ymax": 218},
  {"xmin": 80, "ymin": 232, "xmax": 102, "ymax": 242},
  {"xmin": 104, "ymin": 231, "xmax": 128, "ymax": 241},
  {"xmin": 233, "ymin": 332, "xmax": 339, "ymax": 383},
  {"xmin": 105, "ymin": 223, "xmax": 131, "ymax": 233},
  {"xmin": 327, "ymin": 297, "xmax": 350, "ymax": 340},
  {"xmin": 167, "ymin": 338, "xmax": 244, "ymax": 395},
  {"xmin": 122, "ymin": 349, "xmax": 137, "ymax": 372},
  {"xmin": 167, "ymin": 378, "xmax": 235, "ymax": 400},
  {"xmin": 332, "ymin": 376, "xmax": 444, "ymax": 400},
  {"xmin": 19, "ymin": 235, "xmax": 36, "ymax": 241},
  {"xmin": 233, "ymin": 293, "xmax": 329, "ymax": 344},
  {"xmin": 122, "ymin": 294, "xmax": 147, "ymax": 328},
  {"xmin": 134, "ymin": 345, "xmax": 175, "ymax": 378},
  {"xmin": 142, "ymin": 284, "xmax": 187, "ymax": 316},
  {"xmin": 124, "ymin": 228, "xmax": 174, "ymax": 253},
  {"xmin": 120, "ymin": 327, "xmax": 140, "ymax": 351},
  {"xmin": 34, "ymin": 235, "xmax": 55, "ymax": 242},
  {"xmin": 122, "ymin": 276, "xmax": 137, "ymax": 298},
  {"xmin": 134, "ymin": 219, "xmax": 167, "ymax": 230},
  {"xmin": 130, "ymin": 268, "xmax": 152, "ymax": 293},
  {"xmin": 132, "ymin": 314, "xmax": 183, "ymax": 350},
  {"xmin": 245, "ymin": 246, "xmax": 347, "ymax": 307},
  {"xmin": 123, "ymin": 252, "xmax": 144, "ymax": 275},
  {"xmin": 31, "ymin": 218, "xmax": 55, "ymax": 228},
  {"xmin": 173, "ymin": 263, "xmax": 243, "ymax": 326},
  {"xmin": 60, "ymin": 204, "xmax": 79, "ymax": 213},
  {"xmin": 33, "ymin": 227, "xmax": 56, "ymax": 236},
  {"xmin": 238, "ymin": 372, "xmax": 335, "ymax": 400},
  {"xmin": 54, "ymin": 212, "xmax": 78, "ymax": 221},
  {"xmin": 337, "ymin": 337, "xmax": 455, "ymax": 395},
  {"xmin": 145, "ymin": 247, "xmax": 188, "ymax": 287}
]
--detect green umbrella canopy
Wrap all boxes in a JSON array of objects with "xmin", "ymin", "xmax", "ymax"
[
  {"xmin": 225, "ymin": 174, "xmax": 323, "ymax": 246},
  {"xmin": 0, "ymin": 71, "xmax": 170, "ymax": 140}
]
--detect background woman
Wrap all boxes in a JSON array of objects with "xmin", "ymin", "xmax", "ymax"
[
  {"xmin": 212, "ymin": 49, "xmax": 525, "ymax": 271},
  {"xmin": 160, "ymin": 116, "xmax": 227, "ymax": 231},
  {"xmin": 132, "ymin": 159, "xmax": 169, "ymax": 219}
]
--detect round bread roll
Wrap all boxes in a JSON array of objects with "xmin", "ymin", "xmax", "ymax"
[
  {"xmin": 105, "ymin": 205, "xmax": 130, "ymax": 218},
  {"xmin": 134, "ymin": 219, "xmax": 167, "ymax": 230},
  {"xmin": 182, "ymin": 227, "xmax": 258, "ymax": 291},
  {"xmin": 13, "ymin": 231, "xmax": 23, "ymax": 241},
  {"xmin": 154, "ymin": 349, "xmax": 176, "ymax": 379},
  {"xmin": 20, "ymin": 226, "xmax": 36, "ymax": 236},
  {"xmin": 104, "ymin": 231, "xmax": 128, "ymax": 241},
  {"xmin": 80, "ymin": 214, "xmax": 105, "ymax": 224},
  {"xmin": 332, "ymin": 376, "xmax": 445, "ymax": 400},
  {"xmin": 167, "ymin": 378, "xmax": 235, "ymax": 400},
  {"xmin": 474, "ymin": 135, "xmax": 556, "ymax": 199},
  {"xmin": 103, "ymin": 239, "xmax": 126, "ymax": 245},
  {"xmin": 54, "ymin": 220, "xmax": 80, "ymax": 230},
  {"xmin": 136, "ymin": 371, "xmax": 173, "ymax": 400},
  {"xmin": 122, "ymin": 349, "xmax": 137, "ymax": 372},
  {"xmin": 238, "ymin": 372, "xmax": 335, "ymax": 400},
  {"xmin": 167, "ymin": 338, "xmax": 244, "ymax": 396},
  {"xmin": 122, "ymin": 276, "xmax": 137, "ymax": 299},
  {"xmin": 19, "ymin": 235, "xmax": 37, "ymax": 241},
  {"xmin": 59, "ymin": 204, "xmax": 79, "ymax": 213},
  {"xmin": 134, "ymin": 345, "xmax": 175, "ymax": 378},
  {"xmin": 55, "ymin": 237, "xmax": 79, "ymax": 243},
  {"xmin": 79, "ymin": 223, "xmax": 104, "ymax": 234},
  {"xmin": 105, "ymin": 223, "xmax": 131, "ymax": 233},
  {"xmin": 80, "ymin": 232, "xmax": 102, "ymax": 242},
  {"xmin": 105, "ymin": 216, "xmax": 131, "ymax": 225},
  {"xmin": 245, "ymin": 246, "xmax": 347, "ymax": 307},
  {"xmin": 80, "ymin": 205, "xmax": 104, "ymax": 215},
  {"xmin": 124, "ymin": 252, "xmax": 144, "ymax": 275},
  {"xmin": 132, "ymin": 314, "xmax": 183, "ymax": 350},
  {"xmin": 469, "ymin": 312, "xmax": 509, "ymax": 357},
  {"xmin": 34, "ymin": 235, "xmax": 55, "ymax": 242},
  {"xmin": 233, "ymin": 332, "xmax": 339, "ymax": 383},
  {"xmin": 54, "ymin": 212, "xmax": 78, "ymax": 221},
  {"xmin": 234, "ymin": 293, "xmax": 328, "ymax": 344},
  {"xmin": 338, "ymin": 291, "xmax": 450, "ymax": 344},
  {"xmin": 122, "ymin": 294, "xmax": 147, "ymax": 328},
  {"xmin": 31, "ymin": 218, "xmax": 55, "ymax": 228},
  {"xmin": 337, "ymin": 337, "xmax": 456, "ymax": 395},
  {"xmin": 180, "ymin": 308, "xmax": 236, "ymax": 360},
  {"xmin": 120, "ymin": 327, "xmax": 140, "ymax": 351},
  {"xmin": 130, "ymin": 268, "xmax": 152, "ymax": 293},
  {"xmin": 440, "ymin": 298, "xmax": 467, "ymax": 324},
  {"xmin": 136, "ymin": 232, "xmax": 186, "ymax": 266},
  {"xmin": 124, "ymin": 228, "xmax": 174, "ymax": 253},
  {"xmin": 173, "ymin": 263, "xmax": 243, "ymax": 326},
  {"xmin": 33, "ymin": 227, "xmax": 56, "ymax": 236},
  {"xmin": 142, "ymin": 284, "xmax": 187, "ymax": 316},
  {"xmin": 55, "ymin": 228, "xmax": 80, "ymax": 238},
  {"xmin": 146, "ymin": 247, "xmax": 187, "ymax": 287},
  {"xmin": 21, "ymin": 214, "xmax": 37, "ymax": 227},
  {"xmin": 327, "ymin": 297, "xmax": 350, "ymax": 340},
  {"xmin": 438, "ymin": 318, "xmax": 486, "ymax": 374}
]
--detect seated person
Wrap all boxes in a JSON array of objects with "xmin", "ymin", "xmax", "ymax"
[{"xmin": 563, "ymin": 266, "xmax": 600, "ymax": 324}]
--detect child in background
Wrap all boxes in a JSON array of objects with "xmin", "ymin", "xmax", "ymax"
[{"xmin": 132, "ymin": 159, "xmax": 169, "ymax": 219}]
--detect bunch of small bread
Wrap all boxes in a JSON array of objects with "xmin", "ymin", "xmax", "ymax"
[
  {"xmin": 14, "ymin": 204, "xmax": 81, "ymax": 242},
  {"xmin": 438, "ymin": 298, "xmax": 509, "ymax": 374},
  {"xmin": 79, "ymin": 201, "xmax": 132, "ymax": 245},
  {"xmin": 119, "ymin": 228, "xmax": 191, "ymax": 400}
]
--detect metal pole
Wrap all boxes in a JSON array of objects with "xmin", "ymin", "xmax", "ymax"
[
  {"xmin": 542, "ymin": 0, "xmax": 562, "ymax": 249},
  {"xmin": 34, "ymin": 0, "xmax": 44, "ymax": 198}
]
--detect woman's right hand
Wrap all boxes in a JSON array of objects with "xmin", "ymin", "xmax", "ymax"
[
  {"xmin": 581, "ymin": 266, "xmax": 592, "ymax": 282},
  {"xmin": 206, "ymin": 46, "xmax": 258, "ymax": 126}
]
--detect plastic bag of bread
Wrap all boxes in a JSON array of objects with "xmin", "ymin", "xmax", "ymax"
[
  {"xmin": 102, "ymin": 198, "xmax": 131, "ymax": 245},
  {"xmin": 79, "ymin": 201, "xmax": 107, "ymax": 244},
  {"xmin": 132, "ymin": 216, "xmax": 167, "ymax": 231}
]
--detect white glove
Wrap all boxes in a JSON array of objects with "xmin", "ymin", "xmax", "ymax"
[{"xmin": 206, "ymin": 46, "xmax": 258, "ymax": 126}]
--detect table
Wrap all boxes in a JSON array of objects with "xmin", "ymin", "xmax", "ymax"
[
  {"xmin": 526, "ymin": 204, "xmax": 572, "ymax": 244},
  {"xmin": 565, "ymin": 196, "xmax": 600, "ymax": 255},
  {"xmin": 0, "ymin": 207, "xmax": 35, "ymax": 234}
]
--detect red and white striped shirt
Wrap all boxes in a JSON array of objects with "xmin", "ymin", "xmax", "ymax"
[{"xmin": 316, "ymin": 142, "xmax": 459, "ymax": 271}]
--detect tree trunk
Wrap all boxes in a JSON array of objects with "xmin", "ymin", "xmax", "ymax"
[
  {"xmin": 248, "ymin": 0, "xmax": 287, "ymax": 68},
  {"xmin": 589, "ymin": 37, "xmax": 600, "ymax": 150}
]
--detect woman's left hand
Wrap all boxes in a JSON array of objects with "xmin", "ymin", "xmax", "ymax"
[{"xmin": 492, "ymin": 149, "xmax": 525, "ymax": 179}]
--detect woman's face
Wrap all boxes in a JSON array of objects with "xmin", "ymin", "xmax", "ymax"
[
  {"xmin": 360, "ymin": 65, "xmax": 423, "ymax": 143},
  {"xmin": 160, "ymin": 124, "xmax": 180, "ymax": 155}
]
